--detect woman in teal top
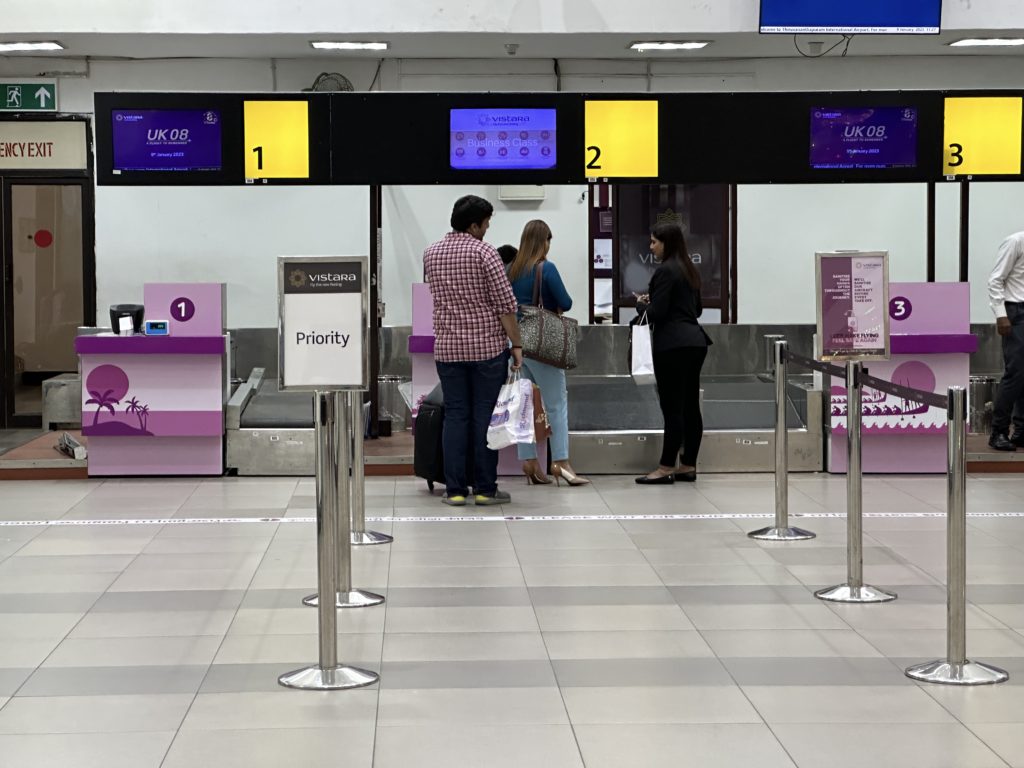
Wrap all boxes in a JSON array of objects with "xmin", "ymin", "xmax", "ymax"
[{"xmin": 507, "ymin": 220, "xmax": 588, "ymax": 486}]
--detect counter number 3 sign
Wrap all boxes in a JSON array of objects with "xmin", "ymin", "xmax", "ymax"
[
  {"xmin": 278, "ymin": 255, "xmax": 368, "ymax": 391},
  {"xmin": 943, "ymin": 97, "xmax": 1023, "ymax": 177}
]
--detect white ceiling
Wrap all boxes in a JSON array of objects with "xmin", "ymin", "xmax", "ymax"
[{"xmin": 5, "ymin": 31, "xmax": 1023, "ymax": 62}]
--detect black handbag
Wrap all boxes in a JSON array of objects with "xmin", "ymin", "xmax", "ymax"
[{"xmin": 519, "ymin": 262, "xmax": 578, "ymax": 370}]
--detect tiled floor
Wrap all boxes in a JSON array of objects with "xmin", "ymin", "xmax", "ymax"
[{"xmin": 0, "ymin": 472, "xmax": 1023, "ymax": 767}]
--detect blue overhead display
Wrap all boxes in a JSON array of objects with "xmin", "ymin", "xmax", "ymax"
[{"xmin": 760, "ymin": 0, "xmax": 941, "ymax": 34}]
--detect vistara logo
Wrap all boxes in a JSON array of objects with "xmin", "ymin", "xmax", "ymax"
[{"xmin": 288, "ymin": 269, "xmax": 307, "ymax": 288}]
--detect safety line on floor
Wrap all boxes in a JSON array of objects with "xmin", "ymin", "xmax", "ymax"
[{"xmin": 2, "ymin": 511, "xmax": 1024, "ymax": 527}]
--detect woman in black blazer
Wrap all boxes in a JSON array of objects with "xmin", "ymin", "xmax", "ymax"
[{"xmin": 635, "ymin": 222, "xmax": 712, "ymax": 484}]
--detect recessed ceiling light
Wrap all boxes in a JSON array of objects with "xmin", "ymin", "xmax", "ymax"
[
  {"xmin": 630, "ymin": 41, "xmax": 710, "ymax": 52},
  {"xmin": 0, "ymin": 41, "xmax": 64, "ymax": 52},
  {"xmin": 310, "ymin": 41, "xmax": 388, "ymax": 51},
  {"xmin": 949, "ymin": 38, "xmax": 1024, "ymax": 47}
]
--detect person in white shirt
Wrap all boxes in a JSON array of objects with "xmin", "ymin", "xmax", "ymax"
[{"xmin": 987, "ymin": 231, "xmax": 1024, "ymax": 451}]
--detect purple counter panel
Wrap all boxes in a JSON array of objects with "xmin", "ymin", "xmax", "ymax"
[
  {"xmin": 412, "ymin": 283, "xmax": 433, "ymax": 337},
  {"xmin": 828, "ymin": 282, "xmax": 972, "ymax": 474},
  {"xmin": 76, "ymin": 334, "xmax": 226, "ymax": 476},
  {"xmin": 143, "ymin": 282, "xmax": 225, "ymax": 337}
]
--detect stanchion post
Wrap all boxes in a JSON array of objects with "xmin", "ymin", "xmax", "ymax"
[
  {"xmin": 906, "ymin": 387, "xmax": 1009, "ymax": 685},
  {"xmin": 279, "ymin": 392, "xmax": 379, "ymax": 690},
  {"xmin": 815, "ymin": 361, "xmax": 897, "ymax": 604},
  {"xmin": 763, "ymin": 334, "xmax": 785, "ymax": 378},
  {"xmin": 350, "ymin": 393, "xmax": 393, "ymax": 546},
  {"xmin": 749, "ymin": 340, "xmax": 815, "ymax": 541},
  {"xmin": 303, "ymin": 392, "xmax": 385, "ymax": 610}
]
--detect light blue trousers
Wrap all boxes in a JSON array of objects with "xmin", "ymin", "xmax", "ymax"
[{"xmin": 517, "ymin": 357, "xmax": 569, "ymax": 462}]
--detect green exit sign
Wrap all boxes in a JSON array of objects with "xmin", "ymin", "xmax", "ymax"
[{"xmin": 1, "ymin": 82, "xmax": 58, "ymax": 112}]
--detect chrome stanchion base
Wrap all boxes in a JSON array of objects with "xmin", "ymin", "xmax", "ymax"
[
  {"xmin": 748, "ymin": 526, "xmax": 816, "ymax": 541},
  {"xmin": 905, "ymin": 659, "xmax": 1009, "ymax": 686},
  {"xmin": 351, "ymin": 530, "xmax": 394, "ymax": 546},
  {"xmin": 278, "ymin": 664, "xmax": 379, "ymax": 691},
  {"xmin": 814, "ymin": 584, "xmax": 897, "ymax": 603},
  {"xmin": 303, "ymin": 589, "xmax": 385, "ymax": 609}
]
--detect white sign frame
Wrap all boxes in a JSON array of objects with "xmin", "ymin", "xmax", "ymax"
[
  {"xmin": 815, "ymin": 250, "xmax": 890, "ymax": 362},
  {"xmin": 278, "ymin": 255, "xmax": 369, "ymax": 392}
]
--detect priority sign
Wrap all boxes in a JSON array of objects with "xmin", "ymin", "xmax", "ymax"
[{"xmin": 1, "ymin": 82, "xmax": 58, "ymax": 112}]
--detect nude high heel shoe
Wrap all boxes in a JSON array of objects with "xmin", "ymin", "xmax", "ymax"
[
  {"xmin": 522, "ymin": 459, "xmax": 552, "ymax": 485},
  {"xmin": 551, "ymin": 462, "xmax": 590, "ymax": 487}
]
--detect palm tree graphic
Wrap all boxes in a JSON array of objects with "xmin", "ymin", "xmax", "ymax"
[
  {"xmin": 124, "ymin": 397, "xmax": 144, "ymax": 430},
  {"xmin": 86, "ymin": 389, "xmax": 120, "ymax": 426}
]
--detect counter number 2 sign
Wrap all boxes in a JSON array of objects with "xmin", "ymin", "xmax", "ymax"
[
  {"xmin": 584, "ymin": 100, "xmax": 659, "ymax": 179},
  {"xmin": 243, "ymin": 100, "xmax": 310, "ymax": 180},
  {"xmin": 943, "ymin": 97, "xmax": 1023, "ymax": 176}
]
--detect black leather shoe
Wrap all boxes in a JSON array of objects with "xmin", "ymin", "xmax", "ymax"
[
  {"xmin": 635, "ymin": 474, "xmax": 674, "ymax": 485},
  {"xmin": 989, "ymin": 433, "xmax": 1017, "ymax": 452},
  {"xmin": 673, "ymin": 471, "xmax": 697, "ymax": 482},
  {"xmin": 1011, "ymin": 432, "xmax": 1024, "ymax": 448}
]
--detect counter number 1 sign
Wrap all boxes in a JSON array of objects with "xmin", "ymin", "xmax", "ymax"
[
  {"xmin": 943, "ymin": 97, "xmax": 1022, "ymax": 176},
  {"xmin": 244, "ymin": 100, "xmax": 310, "ymax": 180},
  {"xmin": 584, "ymin": 100, "xmax": 659, "ymax": 179}
]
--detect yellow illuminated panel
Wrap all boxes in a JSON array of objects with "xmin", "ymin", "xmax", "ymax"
[
  {"xmin": 943, "ymin": 97, "xmax": 1022, "ymax": 176},
  {"xmin": 584, "ymin": 100, "xmax": 658, "ymax": 178},
  {"xmin": 243, "ymin": 100, "xmax": 310, "ymax": 179}
]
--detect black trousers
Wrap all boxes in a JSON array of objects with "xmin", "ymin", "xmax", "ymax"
[
  {"xmin": 993, "ymin": 302, "xmax": 1024, "ymax": 436},
  {"xmin": 653, "ymin": 346, "xmax": 708, "ymax": 467}
]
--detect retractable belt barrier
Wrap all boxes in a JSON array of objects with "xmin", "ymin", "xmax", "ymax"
[{"xmin": 753, "ymin": 337, "xmax": 1009, "ymax": 685}]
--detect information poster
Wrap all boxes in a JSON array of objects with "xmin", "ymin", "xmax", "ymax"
[
  {"xmin": 278, "ymin": 256, "xmax": 367, "ymax": 390},
  {"xmin": 816, "ymin": 250, "xmax": 890, "ymax": 361}
]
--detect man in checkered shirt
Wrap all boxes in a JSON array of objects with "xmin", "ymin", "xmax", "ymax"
[{"xmin": 424, "ymin": 195, "xmax": 524, "ymax": 506}]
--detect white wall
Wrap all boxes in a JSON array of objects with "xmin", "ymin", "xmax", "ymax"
[
  {"xmin": 95, "ymin": 187, "xmax": 369, "ymax": 328},
  {"xmin": 968, "ymin": 183, "xmax": 1024, "ymax": 324},
  {"xmin": 737, "ymin": 184, "xmax": 928, "ymax": 324},
  {"xmin": 382, "ymin": 185, "xmax": 590, "ymax": 326},
  {"xmin": 8, "ymin": 0, "xmax": 1024, "ymax": 34}
]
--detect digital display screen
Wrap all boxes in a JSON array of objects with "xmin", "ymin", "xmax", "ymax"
[
  {"xmin": 760, "ymin": 0, "xmax": 941, "ymax": 34},
  {"xmin": 111, "ymin": 109, "xmax": 222, "ymax": 172},
  {"xmin": 450, "ymin": 108, "xmax": 556, "ymax": 170},
  {"xmin": 810, "ymin": 107, "xmax": 918, "ymax": 170}
]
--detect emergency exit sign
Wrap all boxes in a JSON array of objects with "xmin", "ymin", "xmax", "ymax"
[{"xmin": 1, "ymin": 81, "xmax": 57, "ymax": 112}]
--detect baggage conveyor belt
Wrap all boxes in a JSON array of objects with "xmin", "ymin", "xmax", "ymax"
[{"xmin": 225, "ymin": 369, "xmax": 824, "ymax": 476}]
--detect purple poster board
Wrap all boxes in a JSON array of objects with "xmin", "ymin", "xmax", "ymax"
[
  {"xmin": 816, "ymin": 251, "xmax": 890, "ymax": 361},
  {"xmin": 111, "ymin": 109, "xmax": 222, "ymax": 172},
  {"xmin": 449, "ymin": 108, "xmax": 557, "ymax": 170},
  {"xmin": 810, "ymin": 107, "xmax": 918, "ymax": 169}
]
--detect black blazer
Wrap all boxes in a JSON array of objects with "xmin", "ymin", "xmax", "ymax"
[{"xmin": 642, "ymin": 259, "xmax": 712, "ymax": 352}]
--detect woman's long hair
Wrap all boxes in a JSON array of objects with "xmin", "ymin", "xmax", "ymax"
[
  {"xmin": 507, "ymin": 219, "xmax": 552, "ymax": 282},
  {"xmin": 652, "ymin": 221, "xmax": 701, "ymax": 291}
]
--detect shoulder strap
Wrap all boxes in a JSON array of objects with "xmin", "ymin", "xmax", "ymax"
[{"xmin": 532, "ymin": 261, "xmax": 545, "ymax": 309}]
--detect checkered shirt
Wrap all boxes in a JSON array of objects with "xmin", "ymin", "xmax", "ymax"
[{"xmin": 423, "ymin": 232, "xmax": 518, "ymax": 362}]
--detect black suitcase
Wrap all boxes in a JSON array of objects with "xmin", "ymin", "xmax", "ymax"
[
  {"xmin": 413, "ymin": 384, "xmax": 473, "ymax": 493},
  {"xmin": 413, "ymin": 399, "xmax": 446, "ymax": 492}
]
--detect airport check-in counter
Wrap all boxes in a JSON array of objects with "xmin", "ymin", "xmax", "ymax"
[{"xmin": 226, "ymin": 321, "xmax": 824, "ymax": 476}]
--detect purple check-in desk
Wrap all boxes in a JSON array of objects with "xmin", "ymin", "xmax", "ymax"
[
  {"xmin": 410, "ymin": 283, "xmax": 546, "ymax": 475},
  {"xmin": 75, "ymin": 282, "xmax": 227, "ymax": 476},
  {"xmin": 829, "ymin": 282, "xmax": 976, "ymax": 474}
]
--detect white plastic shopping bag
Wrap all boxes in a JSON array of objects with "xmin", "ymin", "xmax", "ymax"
[
  {"xmin": 631, "ymin": 316, "xmax": 656, "ymax": 386},
  {"xmin": 486, "ymin": 374, "xmax": 536, "ymax": 450}
]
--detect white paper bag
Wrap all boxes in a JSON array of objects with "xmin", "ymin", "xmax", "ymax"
[
  {"xmin": 631, "ymin": 322, "xmax": 656, "ymax": 386},
  {"xmin": 487, "ymin": 376, "xmax": 536, "ymax": 450}
]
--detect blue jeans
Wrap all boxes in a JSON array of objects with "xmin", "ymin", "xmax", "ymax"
[
  {"xmin": 436, "ymin": 352, "xmax": 509, "ymax": 497},
  {"xmin": 517, "ymin": 357, "xmax": 569, "ymax": 462}
]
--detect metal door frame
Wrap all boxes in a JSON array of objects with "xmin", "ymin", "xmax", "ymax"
[{"xmin": 1, "ymin": 176, "xmax": 96, "ymax": 428}]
